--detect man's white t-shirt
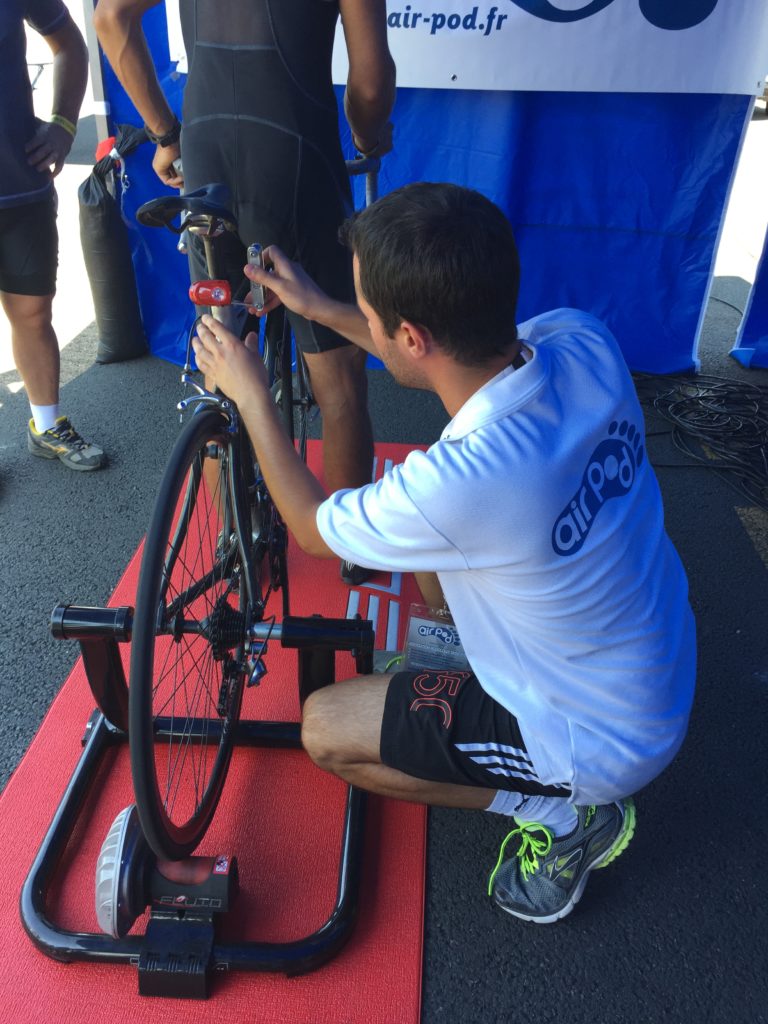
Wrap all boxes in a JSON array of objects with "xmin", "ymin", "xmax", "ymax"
[{"xmin": 316, "ymin": 310, "xmax": 696, "ymax": 805}]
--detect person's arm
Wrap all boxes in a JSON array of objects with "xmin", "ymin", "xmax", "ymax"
[
  {"xmin": 93, "ymin": 0, "xmax": 183, "ymax": 187},
  {"xmin": 339, "ymin": 0, "xmax": 395, "ymax": 156},
  {"xmin": 245, "ymin": 245, "xmax": 379, "ymax": 357},
  {"xmin": 25, "ymin": 12, "xmax": 88, "ymax": 177},
  {"xmin": 191, "ymin": 318, "xmax": 336, "ymax": 558}
]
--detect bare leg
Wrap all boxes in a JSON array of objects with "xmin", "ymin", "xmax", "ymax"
[
  {"xmin": 1, "ymin": 291, "xmax": 59, "ymax": 405},
  {"xmin": 302, "ymin": 676, "xmax": 494, "ymax": 809},
  {"xmin": 302, "ymin": 345, "xmax": 374, "ymax": 493}
]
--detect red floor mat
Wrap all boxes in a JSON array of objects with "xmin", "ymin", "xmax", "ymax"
[{"xmin": 0, "ymin": 441, "xmax": 426, "ymax": 1024}]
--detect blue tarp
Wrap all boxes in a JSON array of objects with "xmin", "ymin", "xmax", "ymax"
[
  {"xmin": 731, "ymin": 225, "xmax": 768, "ymax": 369},
  {"xmin": 101, "ymin": 6, "xmax": 751, "ymax": 373}
]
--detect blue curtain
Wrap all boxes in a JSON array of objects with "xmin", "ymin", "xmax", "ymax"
[{"xmin": 731, "ymin": 226, "xmax": 768, "ymax": 368}]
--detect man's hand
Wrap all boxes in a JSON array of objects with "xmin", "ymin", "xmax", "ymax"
[
  {"xmin": 244, "ymin": 245, "xmax": 330, "ymax": 322},
  {"xmin": 25, "ymin": 121, "xmax": 74, "ymax": 177},
  {"xmin": 352, "ymin": 120, "xmax": 394, "ymax": 159},
  {"xmin": 192, "ymin": 316, "xmax": 270, "ymax": 410},
  {"xmin": 245, "ymin": 245, "xmax": 377, "ymax": 356},
  {"xmin": 152, "ymin": 141, "xmax": 183, "ymax": 188}
]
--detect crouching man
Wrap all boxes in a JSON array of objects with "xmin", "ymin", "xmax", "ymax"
[{"xmin": 191, "ymin": 182, "xmax": 696, "ymax": 924}]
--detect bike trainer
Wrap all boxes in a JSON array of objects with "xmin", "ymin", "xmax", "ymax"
[{"xmin": 20, "ymin": 604, "xmax": 375, "ymax": 999}]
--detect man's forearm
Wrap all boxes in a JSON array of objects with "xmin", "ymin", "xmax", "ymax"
[
  {"xmin": 311, "ymin": 294, "xmax": 378, "ymax": 356},
  {"xmin": 93, "ymin": 2, "xmax": 176, "ymax": 135},
  {"xmin": 48, "ymin": 20, "xmax": 88, "ymax": 123},
  {"xmin": 237, "ymin": 392, "xmax": 334, "ymax": 558},
  {"xmin": 191, "ymin": 318, "xmax": 342, "ymax": 558},
  {"xmin": 339, "ymin": 0, "xmax": 396, "ymax": 154},
  {"xmin": 344, "ymin": 78, "xmax": 395, "ymax": 154}
]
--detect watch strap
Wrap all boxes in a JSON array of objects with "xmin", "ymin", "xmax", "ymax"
[{"xmin": 144, "ymin": 118, "xmax": 182, "ymax": 147}]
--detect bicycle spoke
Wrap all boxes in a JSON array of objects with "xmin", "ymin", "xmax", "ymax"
[
  {"xmin": 160, "ymin": 634, "xmax": 220, "ymax": 815},
  {"xmin": 162, "ymin": 639, "xmax": 214, "ymax": 817},
  {"xmin": 152, "ymin": 635, "xmax": 219, "ymax": 718}
]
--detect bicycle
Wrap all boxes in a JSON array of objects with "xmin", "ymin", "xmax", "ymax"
[{"xmin": 128, "ymin": 157, "xmax": 381, "ymax": 861}]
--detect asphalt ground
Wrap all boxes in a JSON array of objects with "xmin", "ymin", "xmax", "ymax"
[{"xmin": 2, "ymin": 107, "xmax": 768, "ymax": 1022}]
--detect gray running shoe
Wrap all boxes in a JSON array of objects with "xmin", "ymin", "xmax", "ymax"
[
  {"xmin": 28, "ymin": 416, "xmax": 106, "ymax": 471},
  {"xmin": 488, "ymin": 799, "xmax": 636, "ymax": 924}
]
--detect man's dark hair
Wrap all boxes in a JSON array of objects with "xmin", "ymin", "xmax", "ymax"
[{"xmin": 339, "ymin": 182, "xmax": 520, "ymax": 367}]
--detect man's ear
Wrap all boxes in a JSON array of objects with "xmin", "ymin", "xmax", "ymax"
[{"xmin": 398, "ymin": 320, "xmax": 432, "ymax": 359}]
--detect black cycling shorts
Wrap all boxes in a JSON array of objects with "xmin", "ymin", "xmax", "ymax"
[
  {"xmin": 183, "ymin": 121, "xmax": 355, "ymax": 355},
  {"xmin": 380, "ymin": 668, "xmax": 572, "ymax": 797},
  {"xmin": 0, "ymin": 195, "xmax": 57, "ymax": 296}
]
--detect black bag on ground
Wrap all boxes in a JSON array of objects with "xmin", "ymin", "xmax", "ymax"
[{"xmin": 79, "ymin": 125, "xmax": 149, "ymax": 363}]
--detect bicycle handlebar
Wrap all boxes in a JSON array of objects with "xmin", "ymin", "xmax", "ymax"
[
  {"xmin": 344, "ymin": 155, "xmax": 380, "ymax": 206},
  {"xmin": 344, "ymin": 155, "xmax": 381, "ymax": 177}
]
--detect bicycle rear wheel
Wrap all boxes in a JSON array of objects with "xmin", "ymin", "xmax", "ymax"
[{"xmin": 130, "ymin": 407, "xmax": 253, "ymax": 859}]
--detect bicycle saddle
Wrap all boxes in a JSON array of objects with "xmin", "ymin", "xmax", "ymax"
[{"xmin": 136, "ymin": 184, "xmax": 237, "ymax": 234}]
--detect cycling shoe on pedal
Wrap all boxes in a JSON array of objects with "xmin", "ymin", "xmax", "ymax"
[{"xmin": 340, "ymin": 559, "xmax": 373, "ymax": 587}]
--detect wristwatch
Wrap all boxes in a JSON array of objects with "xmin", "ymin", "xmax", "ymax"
[{"xmin": 144, "ymin": 118, "xmax": 182, "ymax": 147}]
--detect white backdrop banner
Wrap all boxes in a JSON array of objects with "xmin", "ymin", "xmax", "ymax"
[{"xmin": 330, "ymin": 0, "xmax": 768, "ymax": 94}]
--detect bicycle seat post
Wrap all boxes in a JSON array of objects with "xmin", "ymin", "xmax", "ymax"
[
  {"xmin": 136, "ymin": 185, "xmax": 242, "ymax": 335},
  {"xmin": 188, "ymin": 215, "xmax": 237, "ymax": 333}
]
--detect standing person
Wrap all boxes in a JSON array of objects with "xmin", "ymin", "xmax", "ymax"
[
  {"xmin": 2, "ymin": 1, "xmax": 106, "ymax": 471},
  {"xmin": 190, "ymin": 182, "xmax": 697, "ymax": 923},
  {"xmin": 93, "ymin": 0, "xmax": 395, "ymax": 581}
]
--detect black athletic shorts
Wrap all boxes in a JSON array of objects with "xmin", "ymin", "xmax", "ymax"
[
  {"xmin": 0, "ymin": 195, "xmax": 57, "ymax": 296},
  {"xmin": 380, "ymin": 669, "xmax": 572, "ymax": 797}
]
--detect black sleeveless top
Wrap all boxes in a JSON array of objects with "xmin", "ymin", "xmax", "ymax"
[{"xmin": 180, "ymin": 0, "xmax": 340, "ymax": 140}]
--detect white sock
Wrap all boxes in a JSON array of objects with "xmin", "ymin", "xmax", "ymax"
[
  {"xmin": 486, "ymin": 789, "xmax": 531, "ymax": 817},
  {"xmin": 487, "ymin": 791, "xmax": 578, "ymax": 838},
  {"xmin": 30, "ymin": 404, "xmax": 59, "ymax": 433}
]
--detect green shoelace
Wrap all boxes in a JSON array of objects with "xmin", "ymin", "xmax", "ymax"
[{"xmin": 487, "ymin": 820, "xmax": 553, "ymax": 895}]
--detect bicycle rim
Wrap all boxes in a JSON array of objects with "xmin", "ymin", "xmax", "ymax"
[{"xmin": 130, "ymin": 408, "xmax": 250, "ymax": 859}]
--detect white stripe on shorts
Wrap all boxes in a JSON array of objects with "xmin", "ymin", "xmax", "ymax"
[{"xmin": 454, "ymin": 741, "xmax": 534, "ymax": 766}]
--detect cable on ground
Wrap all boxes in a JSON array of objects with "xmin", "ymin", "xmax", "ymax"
[{"xmin": 633, "ymin": 372, "xmax": 768, "ymax": 512}]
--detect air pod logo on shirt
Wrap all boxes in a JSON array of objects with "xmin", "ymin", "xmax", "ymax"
[{"xmin": 551, "ymin": 420, "xmax": 644, "ymax": 557}]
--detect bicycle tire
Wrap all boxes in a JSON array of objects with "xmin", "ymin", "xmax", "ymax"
[
  {"xmin": 283, "ymin": 322, "xmax": 312, "ymax": 466},
  {"xmin": 130, "ymin": 407, "xmax": 253, "ymax": 859},
  {"xmin": 262, "ymin": 308, "xmax": 312, "ymax": 463}
]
